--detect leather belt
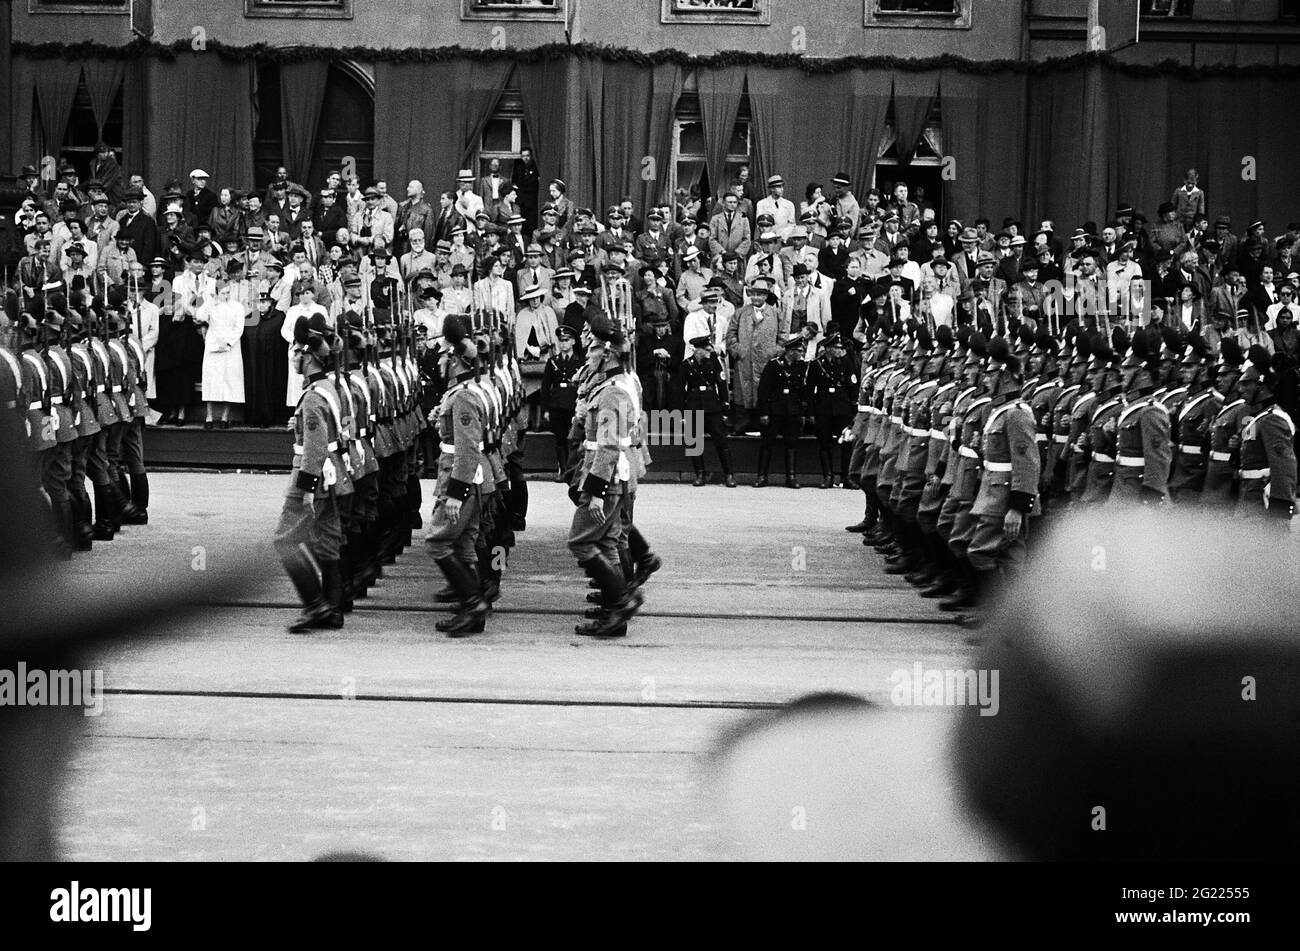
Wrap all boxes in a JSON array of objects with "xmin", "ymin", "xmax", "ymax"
[
  {"xmin": 49, "ymin": 396, "xmax": 64, "ymax": 405},
  {"xmin": 1240, "ymin": 468, "xmax": 1271, "ymax": 479},
  {"xmin": 583, "ymin": 438, "xmax": 632, "ymax": 449},
  {"xmin": 857, "ymin": 404, "xmax": 871, "ymax": 412},
  {"xmin": 1053, "ymin": 434, "xmax": 1069, "ymax": 444},
  {"xmin": 1035, "ymin": 433, "xmax": 1047, "ymax": 443},
  {"xmin": 928, "ymin": 429, "xmax": 948, "ymax": 441}
]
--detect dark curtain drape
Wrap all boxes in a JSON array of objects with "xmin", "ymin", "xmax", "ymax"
[
  {"xmin": 279, "ymin": 60, "xmax": 329, "ymax": 184},
  {"xmin": 34, "ymin": 61, "xmax": 83, "ymax": 164},
  {"xmin": 1252, "ymin": 76, "xmax": 1300, "ymax": 226},
  {"xmin": 892, "ymin": 72, "xmax": 938, "ymax": 165},
  {"xmin": 697, "ymin": 66, "xmax": 746, "ymax": 198},
  {"xmin": 121, "ymin": 58, "xmax": 148, "ymax": 180},
  {"xmin": 642, "ymin": 62, "xmax": 684, "ymax": 210},
  {"xmin": 9, "ymin": 56, "xmax": 39, "ymax": 173},
  {"xmin": 147, "ymin": 54, "xmax": 255, "ymax": 191},
  {"xmin": 517, "ymin": 58, "xmax": 576, "ymax": 203},
  {"xmin": 1110, "ymin": 73, "xmax": 1170, "ymax": 223},
  {"xmin": 583, "ymin": 59, "xmax": 605, "ymax": 212},
  {"xmin": 842, "ymin": 69, "xmax": 893, "ymax": 202},
  {"xmin": 939, "ymin": 68, "xmax": 978, "ymax": 226},
  {"xmin": 597, "ymin": 61, "xmax": 653, "ymax": 214},
  {"xmin": 747, "ymin": 67, "xmax": 850, "ymax": 202},
  {"xmin": 1025, "ymin": 69, "xmax": 1090, "ymax": 232},
  {"xmin": 82, "ymin": 59, "xmax": 126, "ymax": 140},
  {"xmin": 0, "ymin": 2, "xmax": 11, "ymax": 173},
  {"xmin": 745, "ymin": 66, "xmax": 795, "ymax": 196}
]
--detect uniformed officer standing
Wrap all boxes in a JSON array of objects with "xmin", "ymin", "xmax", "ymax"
[
  {"xmin": 541, "ymin": 324, "xmax": 583, "ymax": 479},
  {"xmin": 273, "ymin": 313, "xmax": 355, "ymax": 633},
  {"xmin": 41, "ymin": 304, "xmax": 78, "ymax": 555},
  {"xmin": 807, "ymin": 331, "xmax": 859, "ymax": 488},
  {"xmin": 966, "ymin": 337, "xmax": 1040, "ymax": 615},
  {"xmin": 65, "ymin": 305, "xmax": 100, "ymax": 550},
  {"xmin": 426, "ymin": 313, "xmax": 494, "ymax": 637},
  {"xmin": 117, "ymin": 288, "xmax": 151, "ymax": 524},
  {"xmin": 754, "ymin": 333, "xmax": 808, "ymax": 488},
  {"xmin": 18, "ymin": 306, "xmax": 66, "ymax": 555},
  {"xmin": 568, "ymin": 314, "xmax": 646, "ymax": 638},
  {"xmin": 680, "ymin": 333, "xmax": 736, "ymax": 487},
  {"xmin": 1236, "ymin": 344, "xmax": 1297, "ymax": 523}
]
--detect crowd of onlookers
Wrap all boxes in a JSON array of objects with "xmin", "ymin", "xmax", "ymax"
[{"xmin": 3, "ymin": 148, "xmax": 1298, "ymax": 435}]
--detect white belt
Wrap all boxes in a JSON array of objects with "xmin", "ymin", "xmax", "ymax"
[
  {"xmin": 1179, "ymin": 444, "xmax": 1204, "ymax": 454},
  {"xmin": 907, "ymin": 426, "xmax": 928, "ymax": 438},
  {"xmin": 294, "ymin": 441, "xmax": 339, "ymax": 454},
  {"xmin": 928, "ymin": 429, "xmax": 948, "ymax": 441},
  {"xmin": 1053, "ymin": 434, "xmax": 1068, "ymax": 444},
  {"xmin": 584, "ymin": 438, "xmax": 633, "ymax": 449},
  {"xmin": 49, "ymin": 396, "xmax": 64, "ymax": 405},
  {"xmin": 440, "ymin": 441, "xmax": 484, "ymax": 452},
  {"xmin": 110, "ymin": 385, "xmax": 123, "ymax": 392},
  {"xmin": 1209, "ymin": 450, "xmax": 1232, "ymax": 462},
  {"xmin": 1117, "ymin": 455, "xmax": 1145, "ymax": 467},
  {"xmin": 27, "ymin": 401, "xmax": 44, "ymax": 411},
  {"xmin": 958, "ymin": 446, "xmax": 979, "ymax": 459},
  {"xmin": 983, "ymin": 461, "xmax": 1013, "ymax": 472},
  {"xmin": 857, "ymin": 404, "xmax": 871, "ymax": 412},
  {"xmin": 1092, "ymin": 453, "xmax": 1115, "ymax": 463},
  {"xmin": 889, "ymin": 416, "xmax": 903, "ymax": 425},
  {"xmin": 866, "ymin": 407, "xmax": 882, "ymax": 415},
  {"xmin": 1034, "ymin": 433, "xmax": 1047, "ymax": 443},
  {"xmin": 1241, "ymin": 468, "xmax": 1271, "ymax": 479}
]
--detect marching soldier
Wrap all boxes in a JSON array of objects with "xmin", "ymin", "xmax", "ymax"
[
  {"xmin": 1110, "ymin": 331, "xmax": 1173, "ymax": 504},
  {"xmin": 966, "ymin": 337, "xmax": 1040, "ymax": 615},
  {"xmin": 117, "ymin": 289, "xmax": 151, "ymax": 524},
  {"xmin": 1202, "ymin": 339, "xmax": 1247, "ymax": 506},
  {"xmin": 680, "ymin": 333, "xmax": 736, "ymax": 487},
  {"xmin": 41, "ymin": 302, "xmax": 78, "ymax": 555},
  {"xmin": 425, "ymin": 313, "xmax": 493, "ymax": 637},
  {"xmin": 753, "ymin": 333, "xmax": 808, "ymax": 488},
  {"xmin": 1236, "ymin": 345, "xmax": 1297, "ymax": 523},
  {"xmin": 897, "ymin": 325, "xmax": 956, "ymax": 588},
  {"xmin": 18, "ymin": 304, "xmax": 65, "ymax": 554},
  {"xmin": 273, "ymin": 313, "xmax": 354, "ymax": 633},
  {"xmin": 885, "ymin": 327, "xmax": 942, "ymax": 577},
  {"xmin": 1167, "ymin": 334, "xmax": 1219, "ymax": 502},
  {"xmin": 1078, "ymin": 333, "xmax": 1125, "ymax": 505},
  {"xmin": 568, "ymin": 314, "xmax": 646, "ymax": 638},
  {"xmin": 65, "ymin": 304, "xmax": 101, "ymax": 550}
]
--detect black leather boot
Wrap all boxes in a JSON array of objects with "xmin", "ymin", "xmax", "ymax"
[
  {"xmin": 434, "ymin": 555, "xmax": 488, "ymax": 637},
  {"xmin": 819, "ymin": 450, "xmax": 833, "ymax": 489},
  {"xmin": 753, "ymin": 447, "xmax": 771, "ymax": 488},
  {"xmin": 575, "ymin": 556, "xmax": 643, "ymax": 638},
  {"xmin": 337, "ymin": 546, "xmax": 355, "ymax": 614},
  {"xmin": 692, "ymin": 461, "xmax": 707, "ymax": 487},
  {"xmin": 122, "ymin": 472, "xmax": 149, "ymax": 524},
  {"xmin": 719, "ymin": 448, "xmax": 737, "ymax": 488},
  {"xmin": 52, "ymin": 500, "xmax": 76, "ymax": 560},
  {"xmin": 91, "ymin": 484, "xmax": 115, "ymax": 541},
  {"xmin": 939, "ymin": 556, "xmax": 979, "ymax": 611},
  {"xmin": 784, "ymin": 450, "xmax": 800, "ymax": 489},
  {"xmin": 920, "ymin": 537, "xmax": 959, "ymax": 598},
  {"xmin": 71, "ymin": 491, "xmax": 94, "ymax": 551},
  {"xmin": 320, "ymin": 560, "xmax": 345, "ymax": 628},
  {"xmin": 284, "ymin": 551, "xmax": 333, "ymax": 633},
  {"xmin": 478, "ymin": 547, "xmax": 502, "ymax": 605}
]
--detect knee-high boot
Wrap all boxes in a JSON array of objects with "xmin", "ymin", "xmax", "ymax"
[
  {"xmin": 122, "ymin": 472, "xmax": 149, "ymax": 524},
  {"xmin": 434, "ymin": 555, "xmax": 488, "ymax": 637},
  {"xmin": 753, "ymin": 447, "xmax": 772, "ymax": 488}
]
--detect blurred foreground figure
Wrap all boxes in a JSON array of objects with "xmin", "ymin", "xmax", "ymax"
[{"xmin": 955, "ymin": 509, "xmax": 1300, "ymax": 861}]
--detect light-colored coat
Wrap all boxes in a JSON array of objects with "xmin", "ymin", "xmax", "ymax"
[
  {"xmin": 726, "ymin": 303, "xmax": 787, "ymax": 408},
  {"xmin": 199, "ymin": 299, "xmax": 246, "ymax": 403}
]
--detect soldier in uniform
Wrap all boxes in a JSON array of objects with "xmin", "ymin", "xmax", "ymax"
[
  {"xmin": 966, "ymin": 337, "xmax": 1040, "ymax": 615},
  {"xmin": 1109, "ymin": 331, "xmax": 1173, "ymax": 504},
  {"xmin": 753, "ymin": 333, "xmax": 807, "ymax": 488},
  {"xmin": 40, "ymin": 303, "xmax": 78, "ymax": 555},
  {"xmin": 1023, "ymin": 330, "xmax": 1063, "ymax": 541},
  {"xmin": 1167, "ymin": 334, "xmax": 1218, "ymax": 502},
  {"xmin": 883, "ymin": 327, "xmax": 940, "ymax": 576},
  {"xmin": 1077, "ymin": 333, "xmax": 1126, "ymax": 506},
  {"xmin": 425, "ymin": 313, "xmax": 494, "ymax": 637},
  {"xmin": 863, "ymin": 325, "xmax": 913, "ymax": 551},
  {"xmin": 807, "ymin": 330, "xmax": 859, "ymax": 489},
  {"xmin": 64, "ymin": 304, "xmax": 101, "ymax": 550},
  {"xmin": 336, "ymin": 313, "xmax": 381, "ymax": 614},
  {"xmin": 1202, "ymin": 339, "xmax": 1247, "ymax": 506},
  {"xmin": 541, "ymin": 325, "xmax": 583, "ymax": 479},
  {"xmin": 273, "ymin": 313, "xmax": 354, "ymax": 632},
  {"xmin": 17, "ymin": 304, "xmax": 66, "ymax": 554},
  {"xmin": 844, "ymin": 321, "xmax": 891, "ymax": 533},
  {"xmin": 1235, "ymin": 345, "xmax": 1297, "ymax": 523},
  {"xmin": 680, "ymin": 333, "xmax": 736, "ymax": 487},
  {"xmin": 117, "ymin": 289, "xmax": 151, "ymax": 524},
  {"xmin": 568, "ymin": 314, "xmax": 647, "ymax": 639}
]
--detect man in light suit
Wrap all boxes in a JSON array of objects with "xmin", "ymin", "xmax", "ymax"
[{"xmin": 709, "ymin": 193, "xmax": 752, "ymax": 265}]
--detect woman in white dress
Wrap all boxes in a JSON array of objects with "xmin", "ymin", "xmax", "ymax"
[
  {"xmin": 281, "ymin": 281, "xmax": 329, "ymax": 408},
  {"xmin": 197, "ymin": 279, "xmax": 246, "ymax": 429}
]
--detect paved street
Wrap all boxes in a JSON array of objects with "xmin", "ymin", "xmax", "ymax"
[{"xmin": 55, "ymin": 472, "xmax": 996, "ymax": 861}]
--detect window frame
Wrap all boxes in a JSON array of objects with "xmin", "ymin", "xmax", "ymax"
[
  {"xmin": 661, "ymin": 0, "xmax": 771, "ymax": 26},
  {"xmin": 865, "ymin": 0, "xmax": 972, "ymax": 30},
  {"xmin": 244, "ymin": 0, "xmax": 354, "ymax": 20},
  {"xmin": 670, "ymin": 115, "xmax": 753, "ymax": 205},
  {"xmin": 28, "ymin": 0, "xmax": 127, "ymax": 14},
  {"xmin": 461, "ymin": 0, "xmax": 565, "ymax": 22}
]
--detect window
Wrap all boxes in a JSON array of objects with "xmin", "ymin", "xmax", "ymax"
[
  {"xmin": 245, "ymin": 0, "xmax": 353, "ymax": 19},
  {"xmin": 55, "ymin": 76, "xmax": 124, "ymax": 182},
  {"xmin": 478, "ymin": 118, "xmax": 532, "ymax": 179},
  {"xmin": 672, "ymin": 116, "xmax": 751, "ymax": 207},
  {"xmin": 29, "ymin": 0, "xmax": 126, "ymax": 13},
  {"xmin": 461, "ymin": 0, "xmax": 565, "ymax": 22},
  {"xmin": 1140, "ymin": 0, "xmax": 1193, "ymax": 16},
  {"xmin": 661, "ymin": 0, "xmax": 772, "ymax": 26},
  {"xmin": 865, "ymin": 0, "xmax": 971, "ymax": 28}
]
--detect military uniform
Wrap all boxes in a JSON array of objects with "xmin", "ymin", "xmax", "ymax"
[
  {"xmin": 680, "ymin": 344, "xmax": 734, "ymax": 485},
  {"xmin": 1237, "ymin": 404, "xmax": 1297, "ymax": 518},
  {"xmin": 1109, "ymin": 395, "xmax": 1172, "ymax": 503},
  {"xmin": 1168, "ymin": 388, "xmax": 1219, "ymax": 500},
  {"xmin": 808, "ymin": 348, "xmax": 858, "ymax": 487},
  {"xmin": 1203, "ymin": 397, "xmax": 1248, "ymax": 505},
  {"xmin": 755, "ymin": 344, "xmax": 807, "ymax": 487},
  {"xmin": 541, "ymin": 344, "xmax": 583, "ymax": 474},
  {"xmin": 968, "ymin": 397, "xmax": 1040, "ymax": 571}
]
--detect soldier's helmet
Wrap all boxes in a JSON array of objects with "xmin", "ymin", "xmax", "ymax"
[{"xmin": 985, "ymin": 336, "xmax": 1025, "ymax": 399}]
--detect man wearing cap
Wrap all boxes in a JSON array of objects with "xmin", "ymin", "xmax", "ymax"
[
  {"xmin": 708, "ymin": 192, "xmax": 752, "ymax": 267},
  {"xmin": 349, "ymin": 187, "xmax": 394, "ymax": 252},
  {"xmin": 891, "ymin": 182, "xmax": 921, "ymax": 240},
  {"xmin": 679, "ymin": 332, "xmax": 736, "ymax": 487},
  {"xmin": 540, "ymin": 325, "xmax": 584, "ymax": 479},
  {"xmin": 454, "ymin": 170, "xmax": 485, "ymax": 228},
  {"xmin": 727, "ymin": 276, "xmax": 785, "ymax": 434},
  {"xmin": 1235, "ymin": 345, "xmax": 1297, "ymax": 522},
  {"xmin": 311, "ymin": 187, "xmax": 345, "ymax": 245},
  {"xmin": 683, "ymin": 282, "xmax": 733, "ymax": 359},
  {"xmin": 514, "ymin": 243, "xmax": 554, "ymax": 301},
  {"xmin": 828, "ymin": 173, "xmax": 860, "ymax": 237},
  {"xmin": 755, "ymin": 175, "xmax": 797, "ymax": 240},
  {"xmin": 675, "ymin": 246, "xmax": 713, "ymax": 313},
  {"xmin": 752, "ymin": 332, "xmax": 809, "ymax": 488},
  {"xmin": 182, "ymin": 170, "xmax": 218, "ymax": 227}
]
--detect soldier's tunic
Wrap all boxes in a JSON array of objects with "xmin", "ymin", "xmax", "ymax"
[
  {"xmin": 20, "ymin": 348, "xmax": 57, "ymax": 486},
  {"xmin": 943, "ymin": 393, "xmax": 994, "ymax": 555},
  {"xmin": 857, "ymin": 361, "xmax": 897, "ymax": 490},
  {"xmin": 67, "ymin": 339, "xmax": 102, "ymax": 508},
  {"xmin": 104, "ymin": 338, "xmax": 134, "ymax": 480},
  {"xmin": 568, "ymin": 370, "xmax": 638, "ymax": 562},
  {"xmin": 1028, "ymin": 376, "xmax": 1065, "ymax": 503},
  {"xmin": 897, "ymin": 377, "xmax": 940, "ymax": 519},
  {"xmin": 273, "ymin": 373, "xmax": 354, "ymax": 564},
  {"xmin": 120, "ymin": 334, "xmax": 149, "ymax": 477},
  {"xmin": 426, "ymin": 371, "xmax": 492, "ymax": 562},
  {"xmin": 1063, "ymin": 388, "xmax": 1098, "ymax": 501},
  {"xmin": 1236, "ymin": 405, "xmax": 1297, "ymax": 517},
  {"xmin": 42, "ymin": 345, "xmax": 77, "ymax": 506},
  {"xmin": 847, "ymin": 356, "xmax": 883, "ymax": 488},
  {"xmin": 756, "ymin": 356, "xmax": 806, "ymax": 450},
  {"xmin": 86, "ymin": 337, "xmax": 117, "ymax": 488},
  {"xmin": 1109, "ymin": 395, "xmax": 1172, "ymax": 503},
  {"xmin": 877, "ymin": 372, "xmax": 914, "ymax": 510},
  {"xmin": 968, "ymin": 398, "xmax": 1040, "ymax": 571},
  {"xmin": 1202, "ymin": 398, "xmax": 1249, "ymax": 505},
  {"xmin": 808, "ymin": 353, "xmax": 858, "ymax": 469},
  {"xmin": 917, "ymin": 379, "xmax": 959, "ymax": 534},
  {"xmin": 1168, "ymin": 389, "xmax": 1220, "ymax": 499},
  {"xmin": 1079, "ymin": 394, "xmax": 1124, "ymax": 504}
]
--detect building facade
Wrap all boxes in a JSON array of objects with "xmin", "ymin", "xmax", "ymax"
[{"xmin": 4, "ymin": 0, "xmax": 1300, "ymax": 229}]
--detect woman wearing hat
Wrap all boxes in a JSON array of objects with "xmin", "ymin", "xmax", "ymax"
[{"xmin": 196, "ymin": 278, "xmax": 246, "ymax": 429}]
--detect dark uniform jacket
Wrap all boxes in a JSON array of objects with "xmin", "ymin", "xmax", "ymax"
[
  {"xmin": 679, "ymin": 353, "xmax": 728, "ymax": 413},
  {"xmin": 542, "ymin": 351, "xmax": 584, "ymax": 412},
  {"xmin": 808, "ymin": 354, "xmax": 859, "ymax": 419},
  {"xmin": 757, "ymin": 357, "xmax": 806, "ymax": 418}
]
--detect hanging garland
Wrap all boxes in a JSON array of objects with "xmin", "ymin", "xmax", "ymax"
[{"xmin": 12, "ymin": 38, "xmax": 1300, "ymax": 80}]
